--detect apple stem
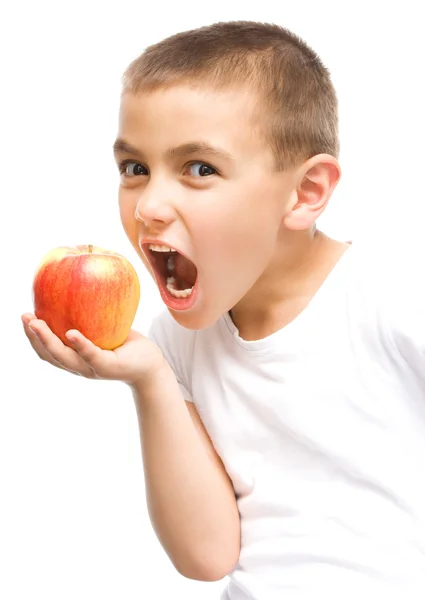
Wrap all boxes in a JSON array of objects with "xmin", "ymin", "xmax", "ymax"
[{"xmin": 88, "ymin": 245, "xmax": 93, "ymax": 253}]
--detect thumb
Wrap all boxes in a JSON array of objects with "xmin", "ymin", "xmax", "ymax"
[{"xmin": 65, "ymin": 330, "xmax": 106, "ymax": 375}]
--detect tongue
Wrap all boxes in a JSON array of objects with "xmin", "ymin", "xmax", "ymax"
[{"xmin": 174, "ymin": 254, "xmax": 197, "ymax": 288}]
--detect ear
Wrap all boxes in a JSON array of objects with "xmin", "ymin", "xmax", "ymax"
[{"xmin": 283, "ymin": 154, "xmax": 341, "ymax": 231}]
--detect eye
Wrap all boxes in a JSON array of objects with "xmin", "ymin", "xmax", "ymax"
[
  {"xmin": 119, "ymin": 161, "xmax": 148, "ymax": 177},
  {"xmin": 186, "ymin": 162, "xmax": 217, "ymax": 177}
]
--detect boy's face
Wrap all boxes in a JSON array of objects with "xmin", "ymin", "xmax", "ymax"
[{"xmin": 115, "ymin": 85, "xmax": 298, "ymax": 329}]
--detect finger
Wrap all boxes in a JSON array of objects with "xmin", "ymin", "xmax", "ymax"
[
  {"xmin": 22, "ymin": 312, "xmax": 37, "ymax": 324},
  {"xmin": 27, "ymin": 319, "xmax": 94, "ymax": 378},
  {"xmin": 22, "ymin": 314, "xmax": 66, "ymax": 368}
]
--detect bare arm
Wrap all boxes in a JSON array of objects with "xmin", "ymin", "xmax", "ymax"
[
  {"xmin": 132, "ymin": 360, "xmax": 241, "ymax": 581},
  {"xmin": 21, "ymin": 314, "xmax": 239, "ymax": 581}
]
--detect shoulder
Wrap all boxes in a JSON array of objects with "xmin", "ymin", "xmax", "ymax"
[
  {"xmin": 147, "ymin": 310, "xmax": 198, "ymax": 401},
  {"xmin": 346, "ymin": 237, "xmax": 420, "ymax": 300},
  {"xmin": 148, "ymin": 309, "xmax": 198, "ymax": 365},
  {"xmin": 353, "ymin": 236, "xmax": 423, "ymax": 315},
  {"xmin": 147, "ymin": 310, "xmax": 227, "ymax": 401},
  {"xmin": 350, "ymin": 236, "xmax": 425, "ymax": 368},
  {"xmin": 148, "ymin": 308, "xmax": 195, "ymax": 345}
]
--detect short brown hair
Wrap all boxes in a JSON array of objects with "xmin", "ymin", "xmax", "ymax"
[{"xmin": 122, "ymin": 21, "xmax": 339, "ymax": 171}]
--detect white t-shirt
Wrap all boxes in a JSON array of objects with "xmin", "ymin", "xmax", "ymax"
[{"xmin": 148, "ymin": 241, "xmax": 425, "ymax": 599}]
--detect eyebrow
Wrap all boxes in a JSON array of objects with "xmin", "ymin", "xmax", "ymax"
[{"xmin": 113, "ymin": 138, "xmax": 234, "ymax": 161}]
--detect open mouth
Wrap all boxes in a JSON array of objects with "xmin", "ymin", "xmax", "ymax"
[{"xmin": 143, "ymin": 243, "xmax": 198, "ymax": 309}]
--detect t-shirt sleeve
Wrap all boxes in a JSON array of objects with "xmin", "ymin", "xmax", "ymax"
[{"xmin": 147, "ymin": 310, "xmax": 196, "ymax": 402}]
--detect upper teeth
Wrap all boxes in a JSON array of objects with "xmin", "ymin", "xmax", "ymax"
[{"xmin": 148, "ymin": 244, "xmax": 177, "ymax": 253}]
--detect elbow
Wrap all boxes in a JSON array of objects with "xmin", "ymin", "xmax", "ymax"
[
  {"xmin": 174, "ymin": 542, "xmax": 240, "ymax": 582},
  {"xmin": 184, "ymin": 559, "xmax": 238, "ymax": 583}
]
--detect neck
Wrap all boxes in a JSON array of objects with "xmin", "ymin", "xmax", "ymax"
[{"xmin": 229, "ymin": 229, "xmax": 350, "ymax": 341}]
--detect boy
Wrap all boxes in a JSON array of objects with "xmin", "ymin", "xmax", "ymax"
[{"xmin": 22, "ymin": 20, "xmax": 425, "ymax": 599}]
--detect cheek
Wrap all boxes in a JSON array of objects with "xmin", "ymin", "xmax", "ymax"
[
  {"xmin": 194, "ymin": 217, "xmax": 270, "ymax": 278},
  {"xmin": 194, "ymin": 193, "xmax": 278, "ymax": 253},
  {"xmin": 119, "ymin": 194, "xmax": 137, "ymax": 239},
  {"xmin": 192, "ymin": 195, "xmax": 280, "ymax": 283}
]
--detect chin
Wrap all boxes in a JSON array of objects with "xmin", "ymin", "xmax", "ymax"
[{"xmin": 167, "ymin": 303, "xmax": 224, "ymax": 331}]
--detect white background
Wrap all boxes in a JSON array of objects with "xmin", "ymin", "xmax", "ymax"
[{"xmin": 1, "ymin": 1, "xmax": 424, "ymax": 598}]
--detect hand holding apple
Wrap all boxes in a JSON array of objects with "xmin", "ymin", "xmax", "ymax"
[
  {"xmin": 21, "ymin": 311, "xmax": 166, "ymax": 385},
  {"xmin": 32, "ymin": 244, "xmax": 140, "ymax": 350}
]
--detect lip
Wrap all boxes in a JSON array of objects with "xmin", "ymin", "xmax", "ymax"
[
  {"xmin": 139, "ymin": 238, "xmax": 195, "ymax": 273},
  {"xmin": 140, "ymin": 238, "xmax": 189, "ymax": 260},
  {"xmin": 140, "ymin": 238, "xmax": 199, "ymax": 311}
]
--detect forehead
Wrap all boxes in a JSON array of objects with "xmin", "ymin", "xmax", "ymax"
[{"xmin": 118, "ymin": 85, "xmax": 270, "ymax": 162}]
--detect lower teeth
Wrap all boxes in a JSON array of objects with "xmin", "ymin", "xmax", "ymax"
[{"xmin": 166, "ymin": 276, "xmax": 194, "ymax": 299}]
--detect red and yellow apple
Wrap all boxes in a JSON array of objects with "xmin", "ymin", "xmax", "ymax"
[{"xmin": 33, "ymin": 244, "xmax": 140, "ymax": 350}]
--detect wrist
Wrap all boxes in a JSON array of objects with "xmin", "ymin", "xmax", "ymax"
[{"xmin": 129, "ymin": 355, "xmax": 172, "ymax": 396}]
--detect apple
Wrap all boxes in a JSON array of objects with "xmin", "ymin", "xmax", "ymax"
[{"xmin": 33, "ymin": 244, "xmax": 140, "ymax": 350}]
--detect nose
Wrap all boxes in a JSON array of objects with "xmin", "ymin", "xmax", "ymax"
[{"xmin": 134, "ymin": 183, "xmax": 178, "ymax": 231}]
